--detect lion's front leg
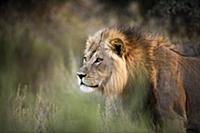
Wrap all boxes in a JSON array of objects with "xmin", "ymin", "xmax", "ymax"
[
  {"xmin": 157, "ymin": 107, "xmax": 187, "ymax": 133},
  {"xmin": 154, "ymin": 88, "xmax": 187, "ymax": 133}
]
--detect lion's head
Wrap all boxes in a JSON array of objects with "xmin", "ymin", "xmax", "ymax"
[
  {"xmin": 77, "ymin": 26, "xmax": 151, "ymax": 95},
  {"xmin": 77, "ymin": 27, "xmax": 131, "ymax": 95}
]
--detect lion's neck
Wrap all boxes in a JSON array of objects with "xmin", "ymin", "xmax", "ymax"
[
  {"xmin": 123, "ymin": 65, "xmax": 151, "ymax": 112},
  {"xmin": 103, "ymin": 45, "xmax": 156, "ymax": 121},
  {"xmin": 103, "ymin": 64, "xmax": 152, "ymax": 121}
]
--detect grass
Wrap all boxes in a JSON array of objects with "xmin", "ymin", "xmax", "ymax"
[{"xmin": 0, "ymin": 18, "xmax": 154, "ymax": 132}]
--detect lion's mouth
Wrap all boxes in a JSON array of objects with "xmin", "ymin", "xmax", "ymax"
[{"xmin": 81, "ymin": 82, "xmax": 98, "ymax": 88}]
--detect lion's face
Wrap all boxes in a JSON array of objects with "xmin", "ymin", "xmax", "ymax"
[{"xmin": 77, "ymin": 28, "xmax": 128, "ymax": 94}]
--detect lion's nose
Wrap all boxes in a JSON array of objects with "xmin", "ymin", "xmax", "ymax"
[{"xmin": 77, "ymin": 72, "xmax": 86, "ymax": 79}]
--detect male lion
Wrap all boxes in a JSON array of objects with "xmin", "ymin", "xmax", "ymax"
[{"xmin": 77, "ymin": 25, "xmax": 200, "ymax": 133}]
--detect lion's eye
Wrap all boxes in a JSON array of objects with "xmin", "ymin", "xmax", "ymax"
[{"xmin": 94, "ymin": 58, "xmax": 103, "ymax": 64}]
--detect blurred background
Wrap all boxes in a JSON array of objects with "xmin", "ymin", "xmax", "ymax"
[{"xmin": 0, "ymin": 0, "xmax": 200, "ymax": 132}]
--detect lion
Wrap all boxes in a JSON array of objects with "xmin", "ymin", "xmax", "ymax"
[{"xmin": 77, "ymin": 25, "xmax": 200, "ymax": 133}]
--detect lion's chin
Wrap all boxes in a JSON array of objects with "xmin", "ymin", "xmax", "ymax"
[{"xmin": 80, "ymin": 85, "xmax": 95, "ymax": 93}]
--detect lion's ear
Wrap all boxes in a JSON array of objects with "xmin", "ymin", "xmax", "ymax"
[{"xmin": 110, "ymin": 38, "xmax": 124, "ymax": 57}]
